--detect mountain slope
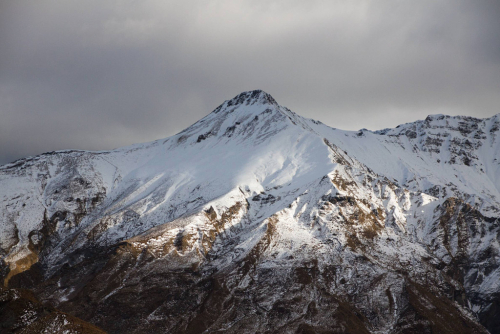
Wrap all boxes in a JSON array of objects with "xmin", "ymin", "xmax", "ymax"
[
  {"xmin": 1, "ymin": 90, "xmax": 499, "ymax": 333},
  {"xmin": 0, "ymin": 286, "xmax": 106, "ymax": 333}
]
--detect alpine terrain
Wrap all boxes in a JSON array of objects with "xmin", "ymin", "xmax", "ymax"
[{"xmin": 1, "ymin": 90, "xmax": 500, "ymax": 333}]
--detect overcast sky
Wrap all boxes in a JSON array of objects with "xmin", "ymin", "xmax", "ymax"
[{"xmin": 1, "ymin": 0, "xmax": 499, "ymax": 165}]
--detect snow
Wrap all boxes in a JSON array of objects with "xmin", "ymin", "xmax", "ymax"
[{"xmin": 1, "ymin": 90, "xmax": 500, "ymax": 328}]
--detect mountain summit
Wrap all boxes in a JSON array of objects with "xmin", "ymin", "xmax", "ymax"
[
  {"xmin": 221, "ymin": 89, "xmax": 278, "ymax": 108},
  {"xmin": 1, "ymin": 91, "xmax": 500, "ymax": 333}
]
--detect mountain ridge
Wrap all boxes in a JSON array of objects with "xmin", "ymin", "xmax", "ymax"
[{"xmin": 2, "ymin": 90, "xmax": 498, "ymax": 170}]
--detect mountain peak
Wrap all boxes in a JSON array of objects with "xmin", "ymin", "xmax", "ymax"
[{"xmin": 225, "ymin": 90, "xmax": 278, "ymax": 108}]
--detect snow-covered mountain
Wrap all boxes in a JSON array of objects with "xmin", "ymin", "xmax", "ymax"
[{"xmin": 1, "ymin": 90, "xmax": 500, "ymax": 333}]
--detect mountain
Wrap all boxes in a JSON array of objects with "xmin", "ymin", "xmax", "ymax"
[{"xmin": 1, "ymin": 90, "xmax": 500, "ymax": 333}]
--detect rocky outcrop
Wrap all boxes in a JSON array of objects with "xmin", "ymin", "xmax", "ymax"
[{"xmin": 0, "ymin": 285, "xmax": 106, "ymax": 333}]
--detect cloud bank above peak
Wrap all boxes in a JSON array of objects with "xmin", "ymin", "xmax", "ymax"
[{"xmin": 1, "ymin": 0, "xmax": 499, "ymax": 164}]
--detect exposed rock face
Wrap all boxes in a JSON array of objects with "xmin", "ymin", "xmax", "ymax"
[
  {"xmin": 0, "ymin": 286, "xmax": 106, "ymax": 333},
  {"xmin": 1, "ymin": 90, "xmax": 500, "ymax": 333}
]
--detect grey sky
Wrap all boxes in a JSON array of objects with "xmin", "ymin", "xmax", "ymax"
[{"xmin": 1, "ymin": 0, "xmax": 499, "ymax": 164}]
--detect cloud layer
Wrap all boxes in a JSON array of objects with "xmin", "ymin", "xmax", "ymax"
[{"xmin": 1, "ymin": 0, "xmax": 499, "ymax": 164}]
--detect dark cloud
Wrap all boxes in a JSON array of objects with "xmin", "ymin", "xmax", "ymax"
[{"xmin": 1, "ymin": 0, "xmax": 499, "ymax": 164}]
